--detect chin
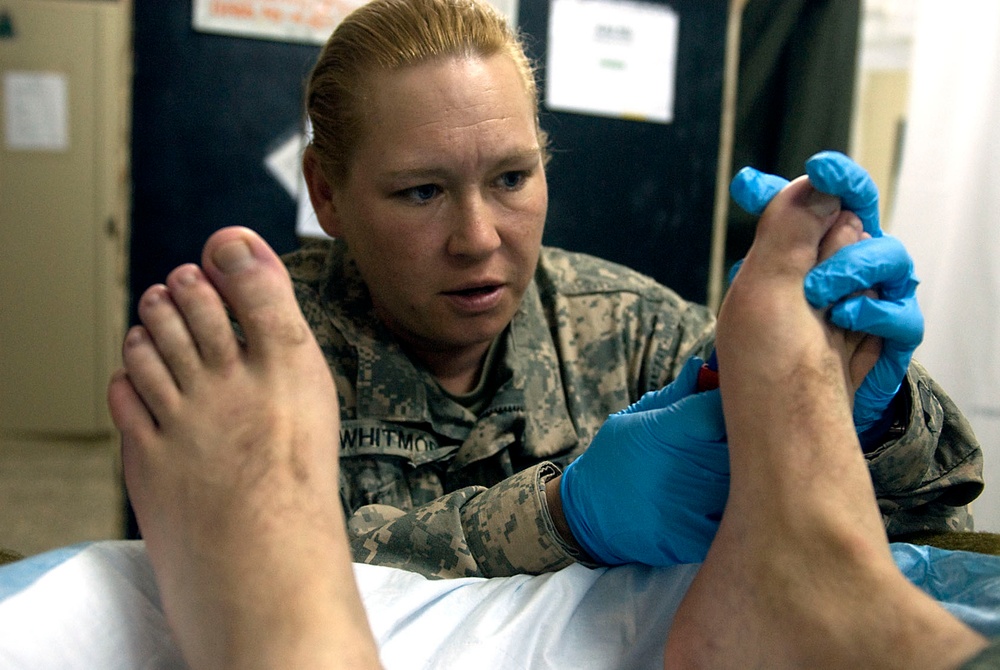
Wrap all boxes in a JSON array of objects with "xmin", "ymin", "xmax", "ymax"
[{"xmin": 436, "ymin": 322, "xmax": 507, "ymax": 352}]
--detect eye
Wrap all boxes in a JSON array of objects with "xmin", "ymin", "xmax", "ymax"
[
  {"xmin": 397, "ymin": 183, "xmax": 441, "ymax": 204},
  {"xmin": 496, "ymin": 170, "xmax": 529, "ymax": 191}
]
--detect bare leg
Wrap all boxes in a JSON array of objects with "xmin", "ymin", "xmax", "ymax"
[
  {"xmin": 663, "ymin": 178, "xmax": 988, "ymax": 669},
  {"xmin": 107, "ymin": 227, "xmax": 381, "ymax": 670}
]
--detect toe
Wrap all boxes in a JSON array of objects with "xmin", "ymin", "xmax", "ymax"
[
  {"xmin": 120, "ymin": 325, "xmax": 182, "ymax": 424},
  {"xmin": 818, "ymin": 211, "xmax": 864, "ymax": 263},
  {"xmin": 165, "ymin": 263, "xmax": 241, "ymax": 369},
  {"xmin": 749, "ymin": 176, "xmax": 842, "ymax": 278},
  {"xmin": 107, "ymin": 367, "xmax": 157, "ymax": 438},
  {"xmin": 136, "ymin": 282, "xmax": 210, "ymax": 390},
  {"xmin": 199, "ymin": 227, "xmax": 312, "ymax": 362},
  {"xmin": 108, "ymin": 367, "xmax": 161, "ymax": 521}
]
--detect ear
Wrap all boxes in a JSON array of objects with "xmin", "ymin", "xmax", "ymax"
[{"xmin": 302, "ymin": 146, "xmax": 344, "ymax": 239}]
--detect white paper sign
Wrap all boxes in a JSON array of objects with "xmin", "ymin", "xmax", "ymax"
[
  {"xmin": 546, "ymin": 0, "xmax": 678, "ymax": 123},
  {"xmin": 3, "ymin": 71, "xmax": 69, "ymax": 152},
  {"xmin": 192, "ymin": 0, "xmax": 367, "ymax": 44},
  {"xmin": 193, "ymin": 0, "xmax": 518, "ymax": 45}
]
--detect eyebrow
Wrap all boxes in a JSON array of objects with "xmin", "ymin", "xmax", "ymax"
[
  {"xmin": 494, "ymin": 149, "xmax": 544, "ymax": 170},
  {"xmin": 382, "ymin": 148, "xmax": 542, "ymax": 182}
]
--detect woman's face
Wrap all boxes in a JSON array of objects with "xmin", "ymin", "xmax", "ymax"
[{"xmin": 313, "ymin": 53, "xmax": 548, "ymax": 359}]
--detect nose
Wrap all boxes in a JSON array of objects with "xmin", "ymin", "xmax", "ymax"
[{"xmin": 446, "ymin": 192, "xmax": 501, "ymax": 257}]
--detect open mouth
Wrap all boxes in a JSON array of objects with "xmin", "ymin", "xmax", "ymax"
[
  {"xmin": 449, "ymin": 285, "xmax": 499, "ymax": 297},
  {"xmin": 443, "ymin": 284, "xmax": 505, "ymax": 312}
]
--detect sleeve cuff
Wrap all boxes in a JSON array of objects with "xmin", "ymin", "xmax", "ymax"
[{"xmin": 460, "ymin": 463, "xmax": 588, "ymax": 576}]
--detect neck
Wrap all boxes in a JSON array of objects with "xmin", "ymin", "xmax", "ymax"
[
  {"xmin": 415, "ymin": 343, "xmax": 490, "ymax": 396},
  {"xmin": 370, "ymin": 306, "xmax": 498, "ymax": 395}
]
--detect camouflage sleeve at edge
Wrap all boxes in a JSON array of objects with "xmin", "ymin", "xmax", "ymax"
[
  {"xmin": 872, "ymin": 362, "xmax": 985, "ymax": 536},
  {"xmin": 348, "ymin": 488, "xmax": 486, "ymax": 579},
  {"xmin": 462, "ymin": 463, "xmax": 594, "ymax": 577},
  {"xmin": 346, "ymin": 464, "xmax": 584, "ymax": 579}
]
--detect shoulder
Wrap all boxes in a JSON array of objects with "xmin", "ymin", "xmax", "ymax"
[
  {"xmin": 536, "ymin": 246, "xmax": 681, "ymax": 303},
  {"xmin": 282, "ymin": 237, "xmax": 337, "ymax": 287},
  {"xmin": 282, "ymin": 237, "xmax": 364, "ymax": 305},
  {"xmin": 281, "ymin": 238, "xmax": 359, "ymax": 331}
]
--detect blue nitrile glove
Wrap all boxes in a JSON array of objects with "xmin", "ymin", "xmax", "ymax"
[
  {"xmin": 729, "ymin": 151, "xmax": 923, "ymax": 436},
  {"xmin": 559, "ymin": 356, "xmax": 729, "ymax": 567},
  {"xmin": 804, "ymin": 235, "xmax": 922, "ymax": 434},
  {"xmin": 805, "ymin": 150, "xmax": 881, "ymax": 237},
  {"xmin": 729, "ymin": 150, "xmax": 880, "ymax": 236}
]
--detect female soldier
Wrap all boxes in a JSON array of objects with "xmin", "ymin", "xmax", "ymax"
[{"xmin": 290, "ymin": 0, "xmax": 980, "ymax": 578}]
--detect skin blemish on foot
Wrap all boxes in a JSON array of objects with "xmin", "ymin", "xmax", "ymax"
[{"xmin": 213, "ymin": 238, "xmax": 255, "ymax": 275}]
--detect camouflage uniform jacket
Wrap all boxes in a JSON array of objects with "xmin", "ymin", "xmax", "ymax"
[{"xmin": 284, "ymin": 238, "xmax": 984, "ymax": 579}]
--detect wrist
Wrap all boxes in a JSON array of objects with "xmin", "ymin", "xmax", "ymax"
[{"xmin": 545, "ymin": 473, "xmax": 593, "ymax": 559}]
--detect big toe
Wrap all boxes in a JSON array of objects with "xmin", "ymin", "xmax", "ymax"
[
  {"xmin": 200, "ymin": 227, "xmax": 312, "ymax": 359},
  {"xmin": 748, "ymin": 176, "xmax": 842, "ymax": 278}
]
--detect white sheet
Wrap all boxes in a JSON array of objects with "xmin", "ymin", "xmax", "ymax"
[{"xmin": 1, "ymin": 540, "xmax": 999, "ymax": 669}]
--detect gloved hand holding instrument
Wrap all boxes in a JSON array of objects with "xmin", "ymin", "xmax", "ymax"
[{"xmin": 559, "ymin": 355, "xmax": 729, "ymax": 567}]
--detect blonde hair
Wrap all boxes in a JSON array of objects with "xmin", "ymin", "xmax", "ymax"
[{"xmin": 306, "ymin": 0, "xmax": 548, "ymax": 186}]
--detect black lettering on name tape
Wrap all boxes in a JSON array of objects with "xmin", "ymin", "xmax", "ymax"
[{"xmin": 339, "ymin": 421, "xmax": 439, "ymax": 455}]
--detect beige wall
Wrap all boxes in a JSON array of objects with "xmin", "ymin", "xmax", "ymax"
[
  {"xmin": 854, "ymin": 68, "xmax": 910, "ymax": 228},
  {"xmin": 0, "ymin": 0, "xmax": 131, "ymax": 437},
  {"xmin": 0, "ymin": 0, "xmax": 132, "ymax": 554},
  {"xmin": 852, "ymin": 0, "xmax": 917, "ymax": 228}
]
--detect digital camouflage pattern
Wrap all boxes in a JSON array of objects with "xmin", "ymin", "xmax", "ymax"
[{"xmin": 283, "ymin": 238, "xmax": 984, "ymax": 579}]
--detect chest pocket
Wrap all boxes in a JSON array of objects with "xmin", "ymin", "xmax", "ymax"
[{"xmin": 338, "ymin": 420, "xmax": 459, "ymax": 513}]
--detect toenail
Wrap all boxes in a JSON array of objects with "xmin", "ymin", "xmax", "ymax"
[
  {"xmin": 213, "ymin": 238, "xmax": 254, "ymax": 274},
  {"xmin": 124, "ymin": 327, "xmax": 146, "ymax": 347},
  {"xmin": 143, "ymin": 288, "xmax": 163, "ymax": 305},
  {"xmin": 175, "ymin": 267, "xmax": 199, "ymax": 285},
  {"xmin": 805, "ymin": 189, "xmax": 840, "ymax": 218}
]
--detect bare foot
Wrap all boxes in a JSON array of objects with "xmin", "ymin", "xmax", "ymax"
[
  {"xmin": 107, "ymin": 227, "xmax": 381, "ymax": 669},
  {"xmin": 663, "ymin": 179, "xmax": 987, "ymax": 669}
]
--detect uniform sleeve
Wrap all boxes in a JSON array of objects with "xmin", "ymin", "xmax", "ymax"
[
  {"xmin": 347, "ymin": 463, "xmax": 590, "ymax": 579},
  {"xmin": 870, "ymin": 361, "xmax": 985, "ymax": 536}
]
